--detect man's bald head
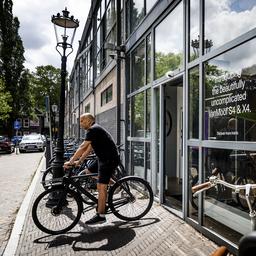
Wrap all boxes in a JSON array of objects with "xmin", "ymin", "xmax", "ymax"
[{"xmin": 80, "ymin": 113, "xmax": 95, "ymax": 129}]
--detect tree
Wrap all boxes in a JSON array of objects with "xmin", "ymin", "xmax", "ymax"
[
  {"xmin": 0, "ymin": 0, "xmax": 26, "ymax": 136},
  {"xmin": 30, "ymin": 65, "xmax": 62, "ymax": 111},
  {"xmin": 18, "ymin": 69, "xmax": 35, "ymax": 117},
  {"xmin": 0, "ymin": 78, "xmax": 12, "ymax": 121}
]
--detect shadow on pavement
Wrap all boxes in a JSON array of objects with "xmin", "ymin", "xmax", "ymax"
[{"xmin": 34, "ymin": 217, "xmax": 160, "ymax": 252}]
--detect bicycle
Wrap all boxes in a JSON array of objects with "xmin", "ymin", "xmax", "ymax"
[
  {"xmin": 192, "ymin": 175, "xmax": 256, "ymax": 256},
  {"xmin": 41, "ymin": 153, "xmax": 126, "ymax": 190},
  {"xmin": 42, "ymin": 144, "xmax": 126, "ymax": 189},
  {"xmin": 32, "ymin": 167, "xmax": 154, "ymax": 235}
]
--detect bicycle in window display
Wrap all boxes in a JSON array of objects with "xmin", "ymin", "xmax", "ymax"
[{"xmin": 192, "ymin": 175, "xmax": 256, "ymax": 256}]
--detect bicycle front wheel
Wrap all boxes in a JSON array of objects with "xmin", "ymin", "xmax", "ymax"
[
  {"xmin": 41, "ymin": 167, "xmax": 53, "ymax": 189},
  {"xmin": 32, "ymin": 187, "xmax": 83, "ymax": 235},
  {"xmin": 108, "ymin": 176, "xmax": 153, "ymax": 221}
]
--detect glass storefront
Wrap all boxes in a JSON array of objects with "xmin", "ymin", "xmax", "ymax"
[
  {"xmin": 125, "ymin": 0, "xmax": 256, "ymax": 251},
  {"xmin": 204, "ymin": 38, "xmax": 256, "ymax": 142},
  {"xmin": 154, "ymin": 2, "xmax": 184, "ymax": 79}
]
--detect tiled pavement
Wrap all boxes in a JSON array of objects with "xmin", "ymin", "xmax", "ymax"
[{"xmin": 12, "ymin": 164, "xmax": 219, "ymax": 256}]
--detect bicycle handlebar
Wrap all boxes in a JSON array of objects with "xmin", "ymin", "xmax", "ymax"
[{"xmin": 192, "ymin": 181, "xmax": 212, "ymax": 193}]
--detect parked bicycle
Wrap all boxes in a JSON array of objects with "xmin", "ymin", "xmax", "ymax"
[
  {"xmin": 32, "ymin": 166, "xmax": 153, "ymax": 235},
  {"xmin": 192, "ymin": 175, "xmax": 256, "ymax": 256},
  {"xmin": 42, "ymin": 154, "xmax": 126, "ymax": 189},
  {"xmin": 42, "ymin": 144, "xmax": 126, "ymax": 190}
]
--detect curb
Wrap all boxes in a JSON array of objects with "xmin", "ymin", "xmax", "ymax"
[{"xmin": 3, "ymin": 156, "xmax": 45, "ymax": 256}]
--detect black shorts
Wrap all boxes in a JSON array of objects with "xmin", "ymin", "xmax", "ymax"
[{"xmin": 98, "ymin": 159, "xmax": 118, "ymax": 184}]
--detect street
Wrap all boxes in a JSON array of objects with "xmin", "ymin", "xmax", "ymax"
[{"xmin": 0, "ymin": 151, "xmax": 44, "ymax": 255}]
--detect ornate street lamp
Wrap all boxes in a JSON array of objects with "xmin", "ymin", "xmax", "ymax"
[
  {"xmin": 50, "ymin": 8, "xmax": 79, "ymax": 182},
  {"xmin": 51, "ymin": 104, "xmax": 58, "ymax": 142}
]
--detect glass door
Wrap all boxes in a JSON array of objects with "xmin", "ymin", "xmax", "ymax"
[{"xmin": 163, "ymin": 79, "xmax": 183, "ymax": 211}]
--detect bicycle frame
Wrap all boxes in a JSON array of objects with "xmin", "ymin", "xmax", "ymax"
[{"xmin": 54, "ymin": 170, "xmax": 134, "ymax": 214}]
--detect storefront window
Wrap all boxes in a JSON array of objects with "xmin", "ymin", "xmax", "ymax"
[
  {"xmin": 204, "ymin": 0, "xmax": 256, "ymax": 53},
  {"xmin": 204, "ymin": 38, "xmax": 256, "ymax": 142},
  {"xmin": 189, "ymin": 0, "xmax": 200, "ymax": 61},
  {"xmin": 188, "ymin": 66, "xmax": 199, "ymax": 139},
  {"xmin": 146, "ymin": 89, "xmax": 151, "ymax": 137},
  {"xmin": 131, "ymin": 141, "xmax": 145, "ymax": 177},
  {"xmin": 146, "ymin": 34, "xmax": 152, "ymax": 84},
  {"xmin": 203, "ymin": 148, "xmax": 256, "ymax": 244},
  {"xmin": 131, "ymin": 92, "xmax": 144, "ymax": 137},
  {"xmin": 131, "ymin": 41, "xmax": 145, "ymax": 91},
  {"xmin": 188, "ymin": 146, "xmax": 199, "ymax": 222},
  {"xmin": 145, "ymin": 142, "xmax": 151, "ymax": 182},
  {"xmin": 131, "ymin": 0, "xmax": 144, "ymax": 33},
  {"xmin": 155, "ymin": 2, "xmax": 184, "ymax": 79},
  {"xmin": 106, "ymin": 0, "xmax": 116, "ymax": 34}
]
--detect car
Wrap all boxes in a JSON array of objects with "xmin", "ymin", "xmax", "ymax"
[
  {"xmin": 19, "ymin": 134, "xmax": 45, "ymax": 153},
  {"xmin": 0, "ymin": 135, "xmax": 14, "ymax": 154},
  {"xmin": 41, "ymin": 135, "xmax": 46, "ymax": 146}
]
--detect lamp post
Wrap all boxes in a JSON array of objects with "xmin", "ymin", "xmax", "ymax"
[
  {"xmin": 51, "ymin": 104, "xmax": 58, "ymax": 143},
  {"xmin": 50, "ymin": 8, "xmax": 79, "ymax": 180}
]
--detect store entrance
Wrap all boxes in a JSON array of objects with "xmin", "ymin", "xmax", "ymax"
[{"xmin": 163, "ymin": 79, "xmax": 183, "ymax": 211}]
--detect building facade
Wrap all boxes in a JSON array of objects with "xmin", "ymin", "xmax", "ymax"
[{"xmin": 67, "ymin": 1, "xmax": 256, "ymax": 254}]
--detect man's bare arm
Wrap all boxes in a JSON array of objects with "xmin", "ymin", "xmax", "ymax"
[
  {"xmin": 77, "ymin": 143, "xmax": 93, "ymax": 164},
  {"xmin": 69, "ymin": 141, "xmax": 91, "ymax": 163}
]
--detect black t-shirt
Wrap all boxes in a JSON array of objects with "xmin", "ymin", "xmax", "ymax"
[{"xmin": 85, "ymin": 123, "xmax": 119, "ymax": 162}]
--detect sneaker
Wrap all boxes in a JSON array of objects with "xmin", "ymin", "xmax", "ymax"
[{"xmin": 85, "ymin": 214, "xmax": 106, "ymax": 225}]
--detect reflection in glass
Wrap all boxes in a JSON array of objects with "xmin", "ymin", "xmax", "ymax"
[
  {"xmin": 155, "ymin": 2, "xmax": 183, "ymax": 79},
  {"xmin": 106, "ymin": 0, "xmax": 116, "ymax": 35},
  {"xmin": 203, "ymin": 148, "xmax": 256, "ymax": 244},
  {"xmin": 205, "ymin": 0, "xmax": 256, "ymax": 52},
  {"xmin": 145, "ymin": 142, "xmax": 151, "ymax": 182},
  {"xmin": 146, "ymin": 0, "xmax": 157, "ymax": 13},
  {"xmin": 204, "ymin": 38, "xmax": 256, "ymax": 142},
  {"xmin": 188, "ymin": 146, "xmax": 199, "ymax": 222},
  {"xmin": 131, "ymin": 141, "xmax": 145, "ymax": 178},
  {"xmin": 146, "ymin": 34, "xmax": 152, "ymax": 84},
  {"xmin": 189, "ymin": 0, "xmax": 200, "ymax": 61},
  {"xmin": 131, "ymin": 0, "xmax": 145, "ymax": 33},
  {"xmin": 131, "ymin": 41, "xmax": 145, "ymax": 91},
  {"xmin": 188, "ymin": 66, "xmax": 199, "ymax": 139},
  {"xmin": 146, "ymin": 89, "xmax": 151, "ymax": 137},
  {"xmin": 131, "ymin": 92, "xmax": 144, "ymax": 137}
]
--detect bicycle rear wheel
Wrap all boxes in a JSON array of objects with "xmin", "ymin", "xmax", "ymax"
[
  {"xmin": 32, "ymin": 187, "xmax": 83, "ymax": 235},
  {"xmin": 108, "ymin": 176, "xmax": 153, "ymax": 221}
]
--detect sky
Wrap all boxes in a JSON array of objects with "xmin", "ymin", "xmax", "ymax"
[{"xmin": 12, "ymin": 0, "xmax": 92, "ymax": 73}]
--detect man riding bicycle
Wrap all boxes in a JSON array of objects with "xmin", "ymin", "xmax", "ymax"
[{"xmin": 64, "ymin": 113, "xmax": 119, "ymax": 225}]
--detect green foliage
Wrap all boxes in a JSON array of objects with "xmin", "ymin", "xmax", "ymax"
[
  {"xmin": 0, "ymin": 78, "xmax": 12, "ymax": 120},
  {"xmin": 30, "ymin": 65, "xmax": 62, "ymax": 111},
  {"xmin": 132, "ymin": 92, "xmax": 144, "ymax": 136},
  {"xmin": 155, "ymin": 52, "xmax": 183, "ymax": 79},
  {"xmin": 18, "ymin": 69, "xmax": 36, "ymax": 117}
]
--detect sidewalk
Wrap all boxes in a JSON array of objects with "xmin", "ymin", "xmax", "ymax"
[{"xmin": 8, "ymin": 159, "xmax": 218, "ymax": 256}]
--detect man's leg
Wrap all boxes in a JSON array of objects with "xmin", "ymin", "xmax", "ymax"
[{"xmin": 97, "ymin": 183, "xmax": 108, "ymax": 214}]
